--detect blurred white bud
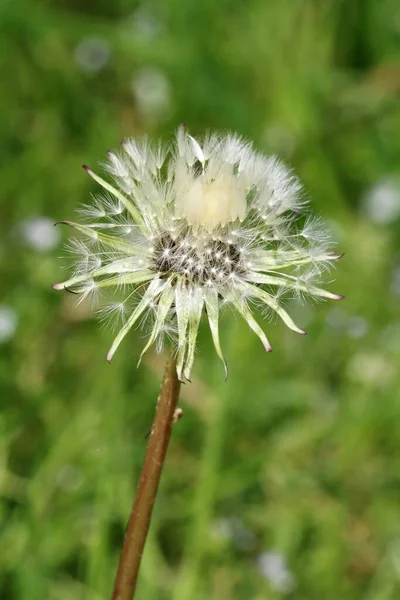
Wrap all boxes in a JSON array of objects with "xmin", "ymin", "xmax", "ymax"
[
  {"xmin": 256, "ymin": 551, "xmax": 296, "ymax": 593},
  {"xmin": 132, "ymin": 7, "xmax": 163, "ymax": 40},
  {"xmin": 348, "ymin": 352, "xmax": 395, "ymax": 386},
  {"xmin": 131, "ymin": 67, "xmax": 171, "ymax": 119},
  {"xmin": 74, "ymin": 36, "xmax": 110, "ymax": 73},
  {"xmin": 362, "ymin": 178, "xmax": 400, "ymax": 224},
  {"xmin": 212, "ymin": 517, "xmax": 256, "ymax": 551},
  {"xmin": 347, "ymin": 315, "xmax": 368, "ymax": 339},
  {"xmin": 0, "ymin": 305, "xmax": 18, "ymax": 343},
  {"xmin": 21, "ymin": 217, "xmax": 60, "ymax": 252}
]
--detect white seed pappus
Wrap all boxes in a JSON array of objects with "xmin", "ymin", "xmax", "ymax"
[{"xmin": 53, "ymin": 127, "xmax": 343, "ymax": 380}]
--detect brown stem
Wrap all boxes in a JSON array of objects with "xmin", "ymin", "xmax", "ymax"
[{"xmin": 111, "ymin": 355, "xmax": 181, "ymax": 600}]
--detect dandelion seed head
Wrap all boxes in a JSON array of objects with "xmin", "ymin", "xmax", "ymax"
[{"xmin": 53, "ymin": 127, "xmax": 342, "ymax": 379}]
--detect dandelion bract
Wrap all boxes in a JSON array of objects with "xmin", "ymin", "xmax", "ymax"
[{"xmin": 53, "ymin": 127, "xmax": 342, "ymax": 380}]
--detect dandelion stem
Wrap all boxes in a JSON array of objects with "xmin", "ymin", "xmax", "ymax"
[{"xmin": 111, "ymin": 355, "xmax": 181, "ymax": 600}]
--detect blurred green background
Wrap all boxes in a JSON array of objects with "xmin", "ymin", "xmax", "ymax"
[{"xmin": 1, "ymin": 0, "xmax": 400, "ymax": 599}]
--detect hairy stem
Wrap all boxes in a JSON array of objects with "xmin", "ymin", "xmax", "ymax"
[{"xmin": 111, "ymin": 355, "xmax": 181, "ymax": 600}]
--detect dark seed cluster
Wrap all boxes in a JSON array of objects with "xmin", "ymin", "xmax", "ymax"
[{"xmin": 153, "ymin": 234, "xmax": 245, "ymax": 284}]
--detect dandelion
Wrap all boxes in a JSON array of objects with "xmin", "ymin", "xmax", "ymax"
[
  {"xmin": 53, "ymin": 127, "xmax": 342, "ymax": 380},
  {"xmin": 52, "ymin": 127, "xmax": 343, "ymax": 600}
]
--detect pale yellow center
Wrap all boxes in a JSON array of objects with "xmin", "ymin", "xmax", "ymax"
[{"xmin": 174, "ymin": 163, "xmax": 246, "ymax": 232}]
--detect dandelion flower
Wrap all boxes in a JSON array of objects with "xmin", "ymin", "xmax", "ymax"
[{"xmin": 53, "ymin": 127, "xmax": 342, "ymax": 380}]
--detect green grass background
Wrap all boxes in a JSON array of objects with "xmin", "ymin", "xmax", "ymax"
[{"xmin": 1, "ymin": 1, "xmax": 400, "ymax": 598}]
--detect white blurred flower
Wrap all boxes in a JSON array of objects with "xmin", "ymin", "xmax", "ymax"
[
  {"xmin": 74, "ymin": 36, "xmax": 110, "ymax": 73},
  {"xmin": 132, "ymin": 7, "xmax": 163, "ymax": 40},
  {"xmin": 212, "ymin": 517, "xmax": 256, "ymax": 551},
  {"xmin": 131, "ymin": 67, "xmax": 171, "ymax": 119},
  {"xmin": 348, "ymin": 352, "xmax": 395, "ymax": 386},
  {"xmin": 362, "ymin": 178, "xmax": 400, "ymax": 224},
  {"xmin": 347, "ymin": 315, "xmax": 368, "ymax": 339},
  {"xmin": 21, "ymin": 217, "xmax": 60, "ymax": 252},
  {"xmin": 257, "ymin": 551, "xmax": 296, "ymax": 593},
  {"xmin": 326, "ymin": 308, "xmax": 367, "ymax": 339},
  {"xmin": 0, "ymin": 305, "xmax": 18, "ymax": 343},
  {"xmin": 53, "ymin": 128, "xmax": 342, "ymax": 380}
]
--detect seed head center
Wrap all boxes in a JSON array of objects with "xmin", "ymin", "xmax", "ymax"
[{"xmin": 154, "ymin": 233, "xmax": 243, "ymax": 284}]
